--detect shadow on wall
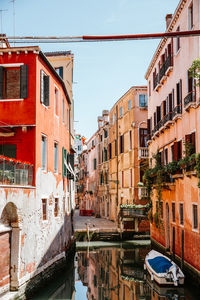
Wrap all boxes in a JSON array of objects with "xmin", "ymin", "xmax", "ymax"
[
  {"xmin": 0, "ymin": 202, "xmax": 75, "ymax": 298},
  {"xmin": 24, "ymin": 212, "xmax": 75, "ymax": 298}
]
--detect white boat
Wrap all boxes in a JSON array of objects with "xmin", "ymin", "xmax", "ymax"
[{"xmin": 144, "ymin": 250, "xmax": 184, "ymax": 286}]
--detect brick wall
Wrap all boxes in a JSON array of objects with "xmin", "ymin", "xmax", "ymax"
[{"xmin": 0, "ymin": 232, "xmax": 10, "ymax": 288}]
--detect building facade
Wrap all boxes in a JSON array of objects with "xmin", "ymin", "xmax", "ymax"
[
  {"xmin": 109, "ymin": 87, "xmax": 150, "ymax": 234},
  {"xmin": 0, "ymin": 45, "xmax": 74, "ymax": 295},
  {"xmin": 97, "ymin": 111, "xmax": 110, "ymax": 219},
  {"xmin": 145, "ymin": 0, "xmax": 200, "ymax": 279}
]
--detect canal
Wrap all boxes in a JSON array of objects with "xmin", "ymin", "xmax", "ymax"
[{"xmin": 31, "ymin": 243, "xmax": 200, "ymax": 300}]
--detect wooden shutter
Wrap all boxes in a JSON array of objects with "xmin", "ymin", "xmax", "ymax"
[
  {"xmin": 191, "ymin": 132, "xmax": 196, "ymax": 153},
  {"xmin": 172, "ymin": 89, "xmax": 174, "ymax": 110},
  {"xmin": 0, "ymin": 66, "xmax": 3, "ymax": 99},
  {"xmin": 179, "ymin": 79, "xmax": 182, "ymax": 106},
  {"xmin": 62, "ymin": 147, "xmax": 67, "ymax": 177},
  {"xmin": 40, "ymin": 70, "xmax": 44, "ymax": 104},
  {"xmin": 173, "ymin": 142, "xmax": 178, "ymax": 161},
  {"xmin": 185, "ymin": 134, "xmax": 191, "ymax": 144},
  {"xmin": 147, "ymin": 119, "xmax": 150, "ymax": 134},
  {"xmin": 20, "ymin": 65, "xmax": 28, "ymax": 98},
  {"xmin": 161, "ymin": 151, "xmax": 164, "ymax": 166},
  {"xmin": 44, "ymin": 75, "xmax": 50, "ymax": 106}
]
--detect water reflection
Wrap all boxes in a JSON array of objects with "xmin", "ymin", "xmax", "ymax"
[{"xmin": 32, "ymin": 245, "xmax": 200, "ymax": 300}]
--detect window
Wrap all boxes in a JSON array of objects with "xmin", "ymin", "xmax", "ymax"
[
  {"xmin": 188, "ymin": 2, "xmax": 193, "ymax": 30},
  {"xmin": 92, "ymin": 140, "xmax": 95, "ymax": 147},
  {"xmin": 179, "ymin": 203, "xmax": 184, "ymax": 225},
  {"xmin": 113, "ymin": 113, "xmax": 116, "ymax": 124},
  {"xmin": 120, "ymin": 106, "xmax": 123, "ymax": 118},
  {"xmin": 185, "ymin": 132, "xmax": 196, "ymax": 154},
  {"xmin": 121, "ymin": 171, "xmax": 124, "ymax": 188},
  {"xmin": 104, "ymin": 130, "xmax": 108, "ymax": 138},
  {"xmin": 104, "ymin": 148, "xmax": 108, "ymax": 161},
  {"xmin": 115, "ymin": 140, "xmax": 117, "ymax": 156},
  {"xmin": 63, "ymin": 197, "xmax": 65, "ymax": 214},
  {"xmin": 129, "ymin": 130, "xmax": 132, "ymax": 150},
  {"xmin": 139, "ymin": 128, "xmax": 148, "ymax": 147},
  {"xmin": 40, "ymin": 70, "xmax": 49, "ymax": 106},
  {"xmin": 172, "ymin": 203, "xmax": 176, "ymax": 222},
  {"xmin": 120, "ymin": 135, "xmax": 124, "ymax": 154},
  {"xmin": 176, "ymin": 80, "xmax": 182, "ymax": 106},
  {"xmin": 0, "ymin": 144, "xmax": 16, "ymax": 158},
  {"xmin": 160, "ymin": 202, "xmax": 163, "ymax": 219},
  {"xmin": 176, "ymin": 26, "xmax": 180, "ymax": 53},
  {"xmin": 55, "ymin": 88, "xmax": 59, "ymax": 116},
  {"xmin": 0, "ymin": 65, "xmax": 28, "ymax": 100},
  {"xmin": 54, "ymin": 198, "xmax": 59, "ymax": 217},
  {"xmin": 55, "ymin": 66, "xmax": 63, "ymax": 79},
  {"xmin": 105, "ymin": 172, "xmax": 108, "ymax": 184},
  {"xmin": 108, "ymin": 143, "xmax": 112, "ymax": 160},
  {"xmin": 164, "ymin": 148, "xmax": 168, "ymax": 165},
  {"xmin": 128, "ymin": 100, "xmax": 131, "ymax": 110},
  {"xmin": 42, "ymin": 199, "xmax": 47, "ymax": 220},
  {"xmin": 67, "ymin": 109, "xmax": 69, "ymax": 131},
  {"xmin": 192, "ymin": 204, "xmax": 198, "ymax": 230},
  {"xmin": 93, "ymin": 158, "xmax": 97, "ymax": 170},
  {"xmin": 41, "ymin": 135, "xmax": 47, "ymax": 170},
  {"xmin": 63, "ymin": 99, "xmax": 65, "ymax": 123},
  {"xmin": 54, "ymin": 142, "xmax": 58, "ymax": 173},
  {"xmin": 129, "ymin": 169, "xmax": 132, "ymax": 187},
  {"xmin": 139, "ymin": 95, "xmax": 148, "ymax": 107}
]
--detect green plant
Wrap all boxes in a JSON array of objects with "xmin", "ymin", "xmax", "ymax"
[
  {"xmin": 165, "ymin": 161, "xmax": 179, "ymax": 175},
  {"xmin": 195, "ymin": 153, "xmax": 200, "ymax": 188},
  {"xmin": 189, "ymin": 58, "xmax": 200, "ymax": 87}
]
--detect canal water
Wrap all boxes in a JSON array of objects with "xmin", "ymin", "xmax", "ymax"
[{"xmin": 31, "ymin": 243, "xmax": 200, "ymax": 300}]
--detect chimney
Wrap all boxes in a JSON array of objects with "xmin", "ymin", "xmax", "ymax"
[
  {"xmin": 166, "ymin": 14, "xmax": 173, "ymax": 30},
  {"xmin": 97, "ymin": 116, "xmax": 103, "ymax": 129},
  {"xmin": 102, "ymin": 110, "xmax": 109, "ymax": 124}
]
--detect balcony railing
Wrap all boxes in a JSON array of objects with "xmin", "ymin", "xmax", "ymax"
[
  {"xmin": 165, "ymin": 54, "xmax": 172, "ymax": 73},
  {"xmin": 163, "ymin": 112, "xmax": 173, "ymax": 125},
  {"xmin": 138, "ymin": 147, "xmax": 149, "ymax": 159},
  {"xmin": 159, "ymin": 62, "xmax": 166, "ymax": 81},
  {"xmin": 172, "ymin": 105, "xmax": 182, "ymax": 119},
  {"xmin": 184, "ymin": 91, "xmax": 196, "ymax": 108},
  {"xmin": 153, "ymin": 73, "xmax": 160, "ymax": 90},
  {"xmin": 0, "ymin": 156, "xmax": 33, "ymax": 186},
  {"xmin": 120, "ymin": 207, "xmax": 148, "ymax": 218},
  {"xmin": 138, "ymin": 187, "xmax": 148, "ymax": 200},
  {"xmin": 154, "ymin": 55, "xmax": 173, "ymax": 90}
]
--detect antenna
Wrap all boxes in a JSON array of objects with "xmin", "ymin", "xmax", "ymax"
[
  {"xmin": 0, "ymin": 9, "xmax": 8, "ymax": 33},
  {"xmin": 10, "ymin": 0, "xmax": 16, "ymax": 46}
]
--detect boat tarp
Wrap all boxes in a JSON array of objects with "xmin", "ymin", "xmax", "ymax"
[{"xmin": 148, "ymin": 256, "xmax": 172, "ymax": 273}]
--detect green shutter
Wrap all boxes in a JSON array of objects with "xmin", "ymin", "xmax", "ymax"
[
  {"xmin": 20, "ymin": 65, "xmax": 28, "ymax": 98},
  {"xmin": 63, "ymin": 147, "xmax": 67, "ymax": 177},
  {"xmin": 44, "ymin": 75, "xmax": 50, "ymax": 106},
  {"xmin": 0, "ymin": 66, "xmax": 4, "ymax": 99}
]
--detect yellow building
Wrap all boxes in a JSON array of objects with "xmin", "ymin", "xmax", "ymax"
[{"xmin": 109, "ymin": 86, "xmax": 150, "ymax": 233}]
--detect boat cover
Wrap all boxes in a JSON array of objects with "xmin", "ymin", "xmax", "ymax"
[{"xmin": 148, "ymin": 256, "xmax": 172, "ymax": 273}]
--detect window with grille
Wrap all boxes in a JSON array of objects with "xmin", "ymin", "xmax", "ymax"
[
  {"xmin": 172, "ymin": 202, "xmax": 176, "ymax": 222},
  {"xmin": 54, "ymin": 198, "xmax": 59, "ymax": 217},
  {"xmin": 42, "ymin": 199, "xmax": 47, "ymax": 220},
  {"xmin": 179, "ymin": 203, "xmax": 184, "ymax": 225},
  {"xmin": 192, "ymin": 204, "xmax": 198, "ymax": 230}
]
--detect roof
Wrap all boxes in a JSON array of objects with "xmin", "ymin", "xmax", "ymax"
[
  {"xmin": 44, "ymin": 51, "xmax": 73, "ymax": 57},
  {"xmin": 145, "ymin": 0, "xmax": 186, "ymax": 79}
]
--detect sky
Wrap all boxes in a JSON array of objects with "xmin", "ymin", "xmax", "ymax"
[{"xmin": 1, "ymin": 0, "xmax": 179, "ymax": 140}]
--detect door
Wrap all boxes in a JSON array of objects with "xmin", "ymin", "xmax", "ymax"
[{"xmin": 166, "ymin": 203, "xmax": 171, "ymax": 250}]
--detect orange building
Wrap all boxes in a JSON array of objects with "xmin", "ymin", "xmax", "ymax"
[
  {"xmin": 145, "ymin": 0, "xmax": 200, "ymax": 280},
  {"xmin": 109, "ymin": 87, "xmax": 150, "ymax": 234},
  {"xmin": 0, "ymin": 43, "xmax": 74, "ymax": 295}
]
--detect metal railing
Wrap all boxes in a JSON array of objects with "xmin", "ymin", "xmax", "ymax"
[
  {"xmin": 138, "ymin": 147, "xmax": 149, "ymax": 159},
  {"xmin": 0, "ymin": 156, "xmax": 33, "ymax": 186},
  {"xmin": 184, "ymin": 91, "xmax": 196, "ymax": 107},
  {"xmin": 154, "ymin": 55, "xmax": 172, "ymax": 89},
  {"xmin": 120, "ymin": 207, "xmax": 147, "ymax": 218},
  {"xmin": 163, "ymin": 112, "xmax": 173, "ymax": 124},
  {"xmin": 172, "ymin": 105, "xmax": 182, "ymax": 118}
]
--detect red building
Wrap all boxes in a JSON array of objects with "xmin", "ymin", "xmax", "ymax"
[{"xmin": 0, "ymin": 42, "xmax": 74, "ymax": 295}]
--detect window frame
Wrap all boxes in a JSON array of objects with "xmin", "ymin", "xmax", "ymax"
[
  {"xmin": 54, "ymin": 142, "xmax": 59, "ymax": 174},
  {"xmin": 42, "ymin": 198, "xmax": 48, "ymax": 221},
  {"xmin": 54, "ymin": 86, "xmax": 59, "ymax": 117},
  {"xmin": 192, "ymin": 203, "xmax": 198, "ymax": 231},
  {"xmin": 139, "ymin": 94, "xmax": 148, "ymax": 108},
  {"xmin": 119, "ymin": 106, "xmax": 123, "ymax": 118},
  {"xmin": 179, "ymin": 203, "xmax": 184, "ymax": 226},
  {"xmin": 172, "ymin": 202, "xmax": 176, "ymax": 223},
  {"xmin": 54, "ymin": 197, "xmax": 59, "ymax": 217},
  {"xmin": 41, "ymin": 134, "xmax": 47, "ymax": 171},
  {"xmin": 128, "ymin": 99, "xmax": 132, "ymax": 110}
]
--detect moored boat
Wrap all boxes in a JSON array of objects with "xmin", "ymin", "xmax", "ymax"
[{"xmin": 144, "ymin": 250, "xmax": 184, "ymax": 286}]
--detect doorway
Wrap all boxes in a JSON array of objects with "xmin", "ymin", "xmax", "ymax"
[{"xmin": 165, "ymin": 203, "xmax": 171, "ymax": 250}]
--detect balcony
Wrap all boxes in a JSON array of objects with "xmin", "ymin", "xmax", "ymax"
[
  {"xmin": 172, "ymin": 105, "xmax": 182, "ymax": 120},
  {"xmin": 184, "ymin": 91, "xmax": 196, "ymax": 111},
  {"xmin": 154, "ymin": 73, "xmax": 161, "ymax": 91},
  {"xmin": 0, "ymin": 155, "xmax": 33, "ymax": 186},
  {"xmin": 165, "ymin": 54, "xmax": 173, "ymax": 76},
  {"xmin": 159, "ymin": 62, "xmax": 167, "ymax": 83},
  {"xmin": 163, "ymin": 112, "xmax": 173, "ymax": 127},
  {"xmin": 138, "ymin": 147, "xmax": 149, "ymax": 159},
  {"xmin": 120, "ymin": 206, "xmax": 148, "ymax": 218},
  {"xmin": 154, "ymin": 55, "xmax": 173, "ymax": 91},
  {"xmin": 138, "ymin": 186, "xmax": 148, "ymax": 200}
]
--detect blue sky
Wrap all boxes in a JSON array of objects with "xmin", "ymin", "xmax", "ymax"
[{"xmin": 1, "ymin": 0, "xmax": 178, "ymax": 139}]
